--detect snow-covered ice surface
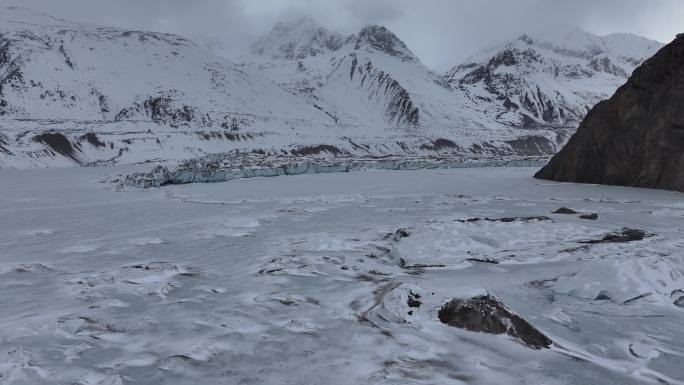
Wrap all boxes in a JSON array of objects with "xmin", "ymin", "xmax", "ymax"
[{"xmin": 1, "ymin": 166, "xmax": 683, "ymax": 385}]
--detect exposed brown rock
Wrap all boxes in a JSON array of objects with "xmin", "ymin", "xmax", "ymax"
[
  {"xmin": 580, "ymin": 228, "xmax": 650, "ymax": 244},
  {"xmin": 290, "ymin": 144, "xmax": 344, "ymax": 157},
  {"xmin": 32, "ymin": 132, "xmax": 80, "ymax": 161},
  {"xmin": 536, "ymin": 35, "xmax": 684, "ymax": 192},
  {"xmin": 438, "ymin": 295, "xmax": 552, "ymax": 349},
  {"xmin": 579, "ymin": 213, "xmax": 599, "ymax": 220},
  {"xmin": 553, "ymin": 207, "xmax": 578, "ymax": 214}
]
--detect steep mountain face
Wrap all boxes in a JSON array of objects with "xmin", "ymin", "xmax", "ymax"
[
  {"xmin": 0, "ymin": 8, "xmax": 325, "ymax": 123},
  {"xmin": 443, "ymin": 27, "xmax": 663, "ymax": 130},
  {"xmin": 244, "ymin": 21, "xmax": 434, "ymax": 129},
  {"xmin": 535, "ymin": 34, "xmax": 684, "ymax": 192},
  {"xmin": 354, "ymin": 25, "xmax": 416, "ymax": 62}
]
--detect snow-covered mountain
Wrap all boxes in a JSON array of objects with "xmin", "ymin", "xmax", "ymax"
[
  {"xmin": 251, "ymin": 16, "xmax": 353, "ymax": 61},
  {"xmin": 241, "ymin": 19, "xmax": 663, "ymax": 159},
  {"xmin": 0, "ymin": 7, "xmax": 336, "ymax": 167},
  {"xmin": 0, "ymin": 7, "xmax": 331, "ymax": 123},
  {"xmin": 442, "ymin": 27, "xmax": 663, "ymax": 129},
  {"xmin": 241, "ymin": 18, "xmax": 568, "ymax": 157},
  {"xmin": 242, "ymin": 19, "xmax": 434, "ymax": 128},
  {"xmin": 0, "ymin": 8, "xmax": 664, "ymax": 168}
]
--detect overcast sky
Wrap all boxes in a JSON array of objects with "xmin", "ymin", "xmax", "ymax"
[{"xmin": 4, "ymin": 0, "xmax": 683, "ymax": 69}]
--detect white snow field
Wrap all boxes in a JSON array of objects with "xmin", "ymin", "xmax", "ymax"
[{"xmin": 1, "ymin": 167, "xmax": 683, "ymax": 385}]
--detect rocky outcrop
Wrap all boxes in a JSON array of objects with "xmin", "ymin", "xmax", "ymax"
[
  {"xmin": 0, "ymin": 34, "xmax": 24, "ymax": 116},
  {"xmin": 535, "ymin": 35, "xmax": 684, "ymax": 192},
  {"xmin": 438, "ymin": 295, "xmax": 552, "ymax": 349},
  {"xmin": 350, "ymin": 56, "xmax": 420, "ymax": 126},
  {"xmin": 355, "ymin": 25, "xmax": 416, "ymax": 62},
  {"xmin": 32, "ymin": 132, "xmax": 80, "ymax": 162}
]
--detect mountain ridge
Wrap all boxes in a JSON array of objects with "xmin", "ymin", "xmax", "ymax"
[
  {"xmin": 442, "ymin": 26, "xmax": 663, "ymax": 130},
  {"xmin": 0, "ymin": 8, "xmax": 666, "ymax": 168}
]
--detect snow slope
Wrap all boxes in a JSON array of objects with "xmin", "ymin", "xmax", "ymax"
[{"xmin": 0, "ymin": 7, "xmax": 334, "ymax": 167}]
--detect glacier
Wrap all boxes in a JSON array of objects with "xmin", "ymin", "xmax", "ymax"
[
  {"xmin": 114, "ymin": 153, "xmax": 548, "ymax": 188},
  {"xmin": 1, "ymin": 165, "xmax": 683, "ymax": 384},
  {"xmin": 1, "ymin": 6, "xmax": 682, "ymax": 385}
]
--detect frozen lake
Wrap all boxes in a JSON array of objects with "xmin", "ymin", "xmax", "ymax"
[{"xmin": 1, "ymin": 166, "xmax": 683, "ymax": 385}]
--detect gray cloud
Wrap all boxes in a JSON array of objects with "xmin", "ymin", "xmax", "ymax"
[{"xmin": 3, "ymin": 0, "xmax": 682, "ymax": 69}]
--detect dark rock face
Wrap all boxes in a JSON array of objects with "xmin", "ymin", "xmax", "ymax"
[
  {"xmin": 355, "ymin": 26, "xmax": 415, "ymax": 62},
  {"xmin": 553, "ymin": 207, "xmax": 579, "ymax": 214},
  {"xmin": 456, "ymin": 216, "xmax": 550, "ymax": 223},
  {"xmin": 32, "ymin": 132, "xmax": 80, "ymax": 161},
  {"xmin": 580, "ymin": 228, "xmax": 649, "ymax": 244},
  {"xmin": 505, "ymin": 135, "xmax": 557, "ymax": 156},
  {"xmin": 350, "ymin": 57, "xmax": 419, "ymax": 126},
  {"xmin": 536, "ymin": 35, "xmax": 684, "ymax": 192},
  {"xmin": 407, "ymin": 291, "xmax": 422, "ymax": 308},
  {"xmin": 419, "ymin": 138, "xmax": 460, "ymax": 152},
  {"xmin": 0, "ymin": 35, "xmax": 24, "ymax": 117},
  {"xmin": 672, "ymin": 290, "xmax": 684, "ymax": 308},
  {"xmin": 438, "ymin": 295, "xmax": 552, "ymax": 349},
  {"xmin": 290, "ymin": 144, "xmax": 344, "ymax": 157},
  {"xmin": 80, "ymin": 132, "xmax": 106, "ymax": 148},
  {"xmin": 0, "ymin": 132, "xmax": 12, "ymax": 154},
  {"xmin": 384, "ymin": 227, "xmax": 412, "ymax": 242},
  {"xmin": 114, "ymin": 95, "xmax": 197, "ymax": 128},
  {"xmin": 579, "ymin": 213, "xmax": 599, "ymax": 220}
]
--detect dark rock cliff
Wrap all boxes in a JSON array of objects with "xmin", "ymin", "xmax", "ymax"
[
  {"xmin": 535, "ymin": 34, "xmax": 684, "ymax": 192},
  {"xmin": 350, "ymin": 55, "xmax": 420, "ymax": 126},
  {"xmin": 355, "ymin": 25, "xmax": 416, "ymax": 62}
]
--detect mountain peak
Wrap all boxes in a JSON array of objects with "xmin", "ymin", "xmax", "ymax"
[
  {"xmin": 442, "ymin": 27, "xmax": 664, "ymax": 130},
  {"xmin": 354, "ymin": 25, "xmax": 416, "ymax": 61},
  {"xmin": 251, "ymin": 16, "xmax": 351, "ymax": 60}
]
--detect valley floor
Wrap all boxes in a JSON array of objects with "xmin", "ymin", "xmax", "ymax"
[{"xmin": 1, "ymin": 166, "xmax": 683, "ymax": 385}]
